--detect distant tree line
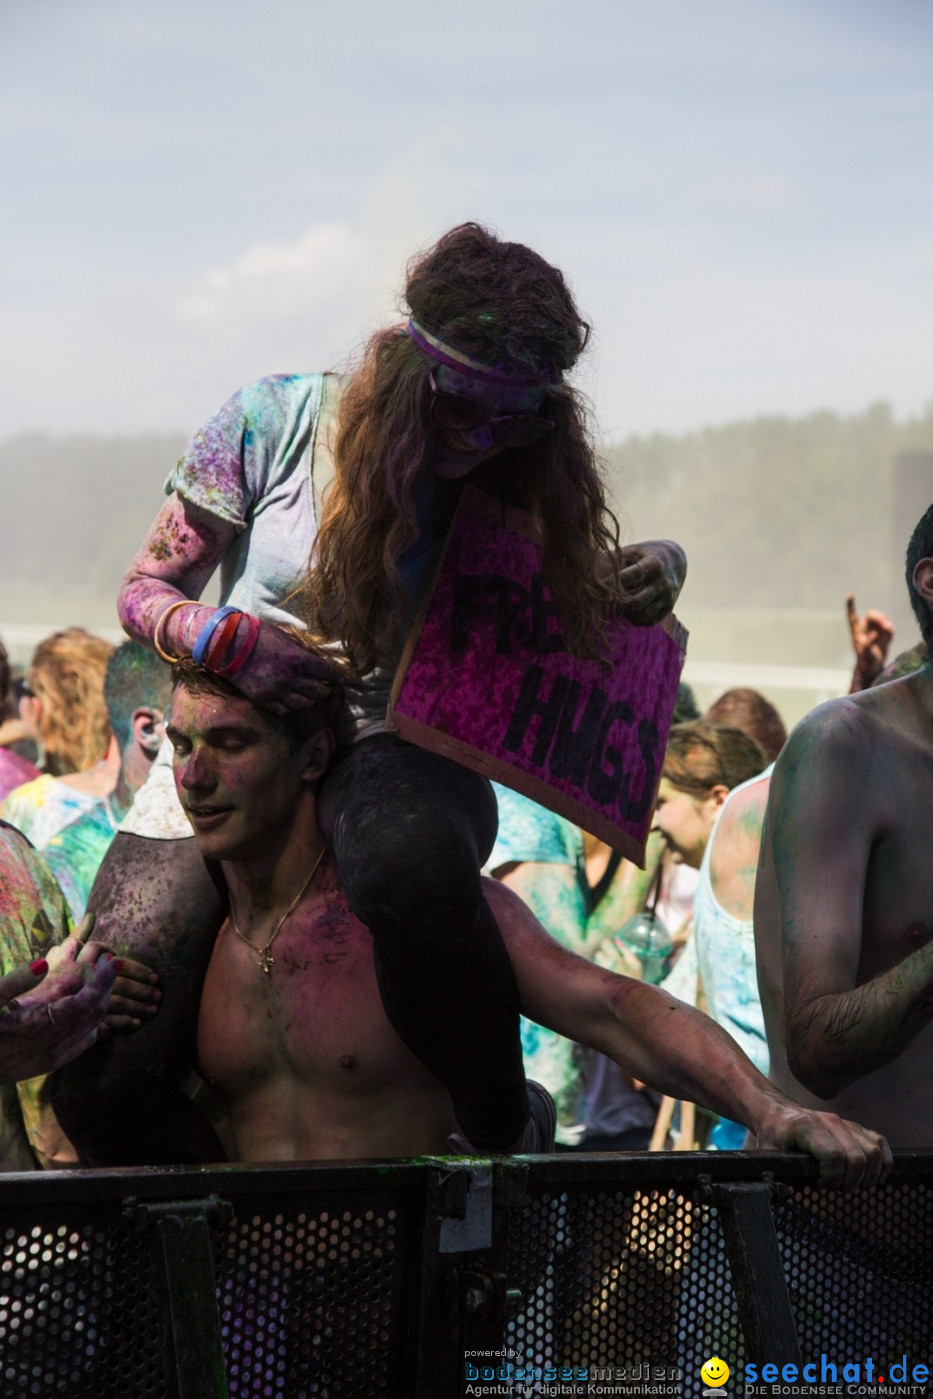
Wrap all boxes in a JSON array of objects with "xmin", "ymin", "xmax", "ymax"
[
  {"xmin": 1, "ymin": 403, "xmax": 931, "ymax": 615},
  {"xmin": 604, "ymin": 401, "xmax": 933, "ymax": 617},
  {"xmin": 0, "ymin": 432, "xmax": 184, "ymax": 597}
]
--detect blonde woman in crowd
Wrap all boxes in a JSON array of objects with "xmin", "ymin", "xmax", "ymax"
[{"xmin": 2, "ymin": 627, "xmax": 117, "ymax": 848}]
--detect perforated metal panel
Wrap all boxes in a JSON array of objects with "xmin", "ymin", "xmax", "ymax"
[
  {"xmin": 499, "ymin": 1163, "xmax": 932, "ymax": 1399},
  {"xmin": 216, "ymin": 1201, "xmax": 403, "ymax": 1398},
  {"xmin": 0, "ymin": 1213, "xmax": 167, "ymax": 1398},
  {"xmin": 774, "ymin": 1180, "xmax": 933, "ymax": 1367},
  {"xmin": 504, "ymin": 1184, "xmax": 729, "ymax": 1394},
  {"xmin": 0, "ymin": 1158, "xmax": 928, "ymax": 1398},
  {"xmin": 0, "ymin": 1166, "xmax": 422, "ymax": 1399}
]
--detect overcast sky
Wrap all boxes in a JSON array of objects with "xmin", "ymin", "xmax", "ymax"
[{"xmin": 3, "ymin": 0, "xmax": 931, "ymax": 442}]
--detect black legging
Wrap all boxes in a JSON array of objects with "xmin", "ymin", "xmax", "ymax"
[{"xmin": 317, "ymin": 733, "xmax": 529, "ymax": 1149}]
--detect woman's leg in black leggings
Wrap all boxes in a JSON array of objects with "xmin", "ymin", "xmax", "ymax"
[
  {"xmin": 317, "ymin": 734, "xmax": 529, "ymax": 1150},
  {"xmin": 50, "ymin": 832, "xmax": 228, "ymax": 1165}
]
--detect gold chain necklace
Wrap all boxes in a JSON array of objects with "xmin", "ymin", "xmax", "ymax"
[{"xmin": 230, "ymin": 845, "xmax": 326, "ymax": 976}]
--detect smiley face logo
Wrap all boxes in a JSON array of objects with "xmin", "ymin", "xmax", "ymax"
[{"xmin": 701, "ymin": 1357, "xmax": 730, "ymax": 1388}]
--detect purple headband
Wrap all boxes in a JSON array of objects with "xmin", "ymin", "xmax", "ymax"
[{"xmin": 406, "ymin": 318, "xmax": 559, "ymax": 388}]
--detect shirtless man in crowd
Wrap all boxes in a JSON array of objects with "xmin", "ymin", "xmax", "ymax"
[
  {"xmin": 166, "ymin": 657, "xmax": 887, "ymax": 1183},
  {"xmin": 755, "ymin": 504, "xmax": 933, "ymax": 1146}
]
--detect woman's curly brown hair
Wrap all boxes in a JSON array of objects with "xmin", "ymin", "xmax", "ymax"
[
  {"xmin": 299, "ymin": 222, "xmax": 624, "ymax": 677},
  {"xmin": 28, "ymin": 628, "xmax": 113, "ymax": 776}
]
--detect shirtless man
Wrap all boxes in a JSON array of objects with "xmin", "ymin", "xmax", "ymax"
[
  {"xmin": 164, "ymin": 658, "xmax": 888, "ymax": 1184},
  {"xmin": 755, "ymin": 505, "xmax": 933, "ymax": 1146}
]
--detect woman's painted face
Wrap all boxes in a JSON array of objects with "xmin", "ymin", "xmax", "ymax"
[
  {"xmin": 429, "ymin": 365, "xmax": 547, "ymax": 479},
  {"xmin": 653, "ymin": 777, "xmax": 719, "ymax": 869}
]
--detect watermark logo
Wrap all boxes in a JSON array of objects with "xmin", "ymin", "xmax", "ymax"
[
  {"xmin": 703, "ymin": 1357, "xmax": 731, "ymax": 1394},
  {"xmin": 743, "ymin": 1353, "xmax": 930, "ymax": 1394}
]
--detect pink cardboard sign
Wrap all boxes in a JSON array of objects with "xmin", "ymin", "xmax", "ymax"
[{"xmin": 388, "ymin": 488, "xmax": 687, "ymax": 865}]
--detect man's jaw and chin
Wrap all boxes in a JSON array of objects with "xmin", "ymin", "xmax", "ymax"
[
  {"xmin": 185, "ymin": 804, "xmax": 235, "ymax": 838},
  {"xmin": 184, "ymin": 800, "xmax": 318, "ymax": 870},
  {"xmin": 183, "ymin": 805, "xmax": 255, "ymax": 864}
]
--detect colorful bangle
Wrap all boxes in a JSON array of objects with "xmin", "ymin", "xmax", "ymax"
[
  {"xmin": 152, "ymin": 599, "xmax": 193, "ymax": 664},
  {"xmin": 203, "ymin": 609, "xmax": 244, "ymax": 671},
  {"xmin": 192, "ymin": 606, "xmax": 242, "ymax": 664},
  {"xmin": 216, "ymin": 613, "xmax": 262, "ymax": 677}
]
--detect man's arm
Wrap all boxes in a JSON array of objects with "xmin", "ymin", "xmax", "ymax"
[
  {"xmin": 484, "ymin": 876, "xmax": 890, "ymax": 1186},
  {"xmin": 759, "ymin": 700, "xmax": 933, "ymax": 1097}
]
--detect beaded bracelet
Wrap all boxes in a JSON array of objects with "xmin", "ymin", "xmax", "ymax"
[
  {"xmin": 192, "ymin": 605, "xmax": 242, "ymax": 665},
  {"xmin": 152, "ymin": 599, "xmax": 193, "ymax": 664},
  {"xmin": 216, "ymin": 613, "xmax": 262, "ymax": 677}
]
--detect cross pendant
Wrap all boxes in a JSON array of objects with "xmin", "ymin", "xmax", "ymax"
[{"xmin": 259, "ymin": 951, "xmax": 275, "ymax": 975}]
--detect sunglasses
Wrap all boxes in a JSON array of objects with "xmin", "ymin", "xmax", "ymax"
[{"xmin": 429, "ymin": 373, "xmax": 554, "ymax": 448}]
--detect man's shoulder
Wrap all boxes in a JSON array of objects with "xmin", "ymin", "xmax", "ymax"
[
  {"xmin": 769, "ymin": 685, "xmax": 925, "ymax": 830},
  {"xmin": 782, "ymin": 691, "xmax": 890, "ymax": 761},
  {"xmin": 786, "ymin": 672, "xmax": 930, "ymax": 762}
]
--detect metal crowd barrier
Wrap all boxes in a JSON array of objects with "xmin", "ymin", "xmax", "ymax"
[{"xmin": 0, "ymin": 1153, "xmax": 928, "ymax": 1398}]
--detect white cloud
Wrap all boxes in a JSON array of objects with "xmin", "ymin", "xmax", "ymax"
[{"xmin": 174, "ymin": 222, "xmax": 371, "ymax": 328}]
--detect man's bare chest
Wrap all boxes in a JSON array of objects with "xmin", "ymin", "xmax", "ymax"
[{"xmin": 198, "ymin": 894, "xmax": 421, "ymax": 1092}]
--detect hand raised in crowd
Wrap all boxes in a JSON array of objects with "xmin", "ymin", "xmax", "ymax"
[
  {"xmin": 752, "ymin": 1100, "xmax": 892, "ymax": 1190},
  {"xmin": 617, "ymin": 540, "xmax": 687, "ymax": 627},
  {"xmin": 846, "ymin": 594, "xmax": 895, "ymax": 692}
]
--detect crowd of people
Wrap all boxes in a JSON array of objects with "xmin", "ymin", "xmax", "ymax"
[{"xmin": 1, "ymin": 222, "xmax": 926, "ymax": 1199}]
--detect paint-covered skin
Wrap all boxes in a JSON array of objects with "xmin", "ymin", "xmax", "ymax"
[
  {"xmin": 167, "ymin": 679, "xmax": 454, "ymax": 1159},
  {"xmin": 485, "ymin": 876, "xmax": 890, "ymax": 1188},
  {"xmin": 0, "ymin": 826, "xmax": 118, "ymax": 1087},
  {"xmin": 755, "ymin": 664, "xmax": 933, "ymax": 1146},
  {"xmin": 429, "ymin": 365, "xmax": 546, "ymax": 478},
  {"xmin": 0, "ymin": 937, "xmax": 119, "ymax": 1086},
  {"xmin": 119, "ymin": 494, "xmax": 337, "ymax": 714},
  {"xmin": 167, "ymin": 683, "xmax": 333, "ymax": 865},
  {"xmin": 708, "ymin": 776, "xmax": 770, "ymax": 923},
  {"xmin": 197, "ymin": 859, "xmax": 457, "ymax": 1161},
  {"xmin": 615, "ymin": 539, "xmax": 687, "ymax": 628},
  {"xmin": 140, "ymin": 681, "xmax": 888, "ymax": 1181}
]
